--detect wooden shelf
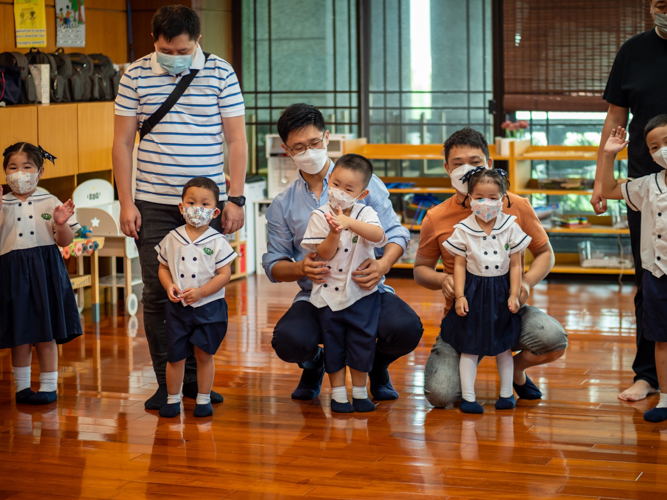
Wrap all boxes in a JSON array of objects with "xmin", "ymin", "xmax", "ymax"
[
  {"xmin": 516, "ymin": 188, "xmax": 593, "ymax": 196},
  {"xmin": 515, "ymin": 145, "xmax": 627, "ymax": 162},
  {"xmin": 546, "ymin": 264, "xmax": 634, "ymax": 275},
  {"xmin": 344, "ymin": 140, "xmax": 508, "ymax": 161},
  {"xmin": 393, "ymin": 262, "xmax": 444, "ymax": 270},
  {"xmin": 388, "ymin": 187, "xmax": 456, "ymax": 194},
  {"xmin": 546, "ymin": 225, "xmax": 630, "ymax": 235}
]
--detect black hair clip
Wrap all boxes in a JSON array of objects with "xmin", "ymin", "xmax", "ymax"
[
  {"xmin": 38, "ymin": 146, "xmax": 57, "ymax": 165},
  {"xmin": 496, "ymin": 169, "xmax": 509, "ymax": 178},
  {"xmin": 458, "ymin": 166, "xmax": 486, "ymax": 185}
]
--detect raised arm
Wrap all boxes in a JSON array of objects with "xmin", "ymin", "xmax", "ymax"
[
  {"xmin": 592, "ymin": 104, "xmax": 629, "ymax": 213},
  {"xmin": 600, "ymin": 126, "xmax": 629, "ymax": 201}
]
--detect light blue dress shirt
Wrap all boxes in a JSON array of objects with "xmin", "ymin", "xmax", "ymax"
[{"xmin": 262, "ymin": 160, "xmax": 410, "ymax": 302}]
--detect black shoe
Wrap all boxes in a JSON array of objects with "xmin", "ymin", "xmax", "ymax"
[
  {"xmin": 15, "ymin": 388, "xmax": 35, "ymax": 404},
  {"xmin": 145, "ymin": 385, "xmax": 168, "ymax": 410},
  {"xmin": 27, "ymin": 391, "xmax": 57, "ymax": 405}
]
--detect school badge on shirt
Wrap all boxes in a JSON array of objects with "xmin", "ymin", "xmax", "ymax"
[
  {"xmin": 41, "ymin": 213, "xmax": 52, "ymax": 220},
  {"xmin": 203, "ymin": 247, "xmax": 213, "ymax": 255}
]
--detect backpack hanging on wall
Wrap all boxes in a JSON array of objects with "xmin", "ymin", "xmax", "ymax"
[
  {"xmin": 0, "ymin": 65, "xmax": 22, "ymax": 105},
  {"xmin": 89, "ymin": 53, "xmax": 120, "ymax": 101},
  {"xmin": 50, "ymin": 48, "xmax": 74, "ymax": 102},
  {"xmin": 24, "ymin": 48, "xmax": 66, "ymax": 103},
  {"xmin": 67, "ymin": 52, "xmax": 94, "ymax": 101},
  {"xmin": 0, "ymin": 52, "xmax": 36, "ymax": 104}
]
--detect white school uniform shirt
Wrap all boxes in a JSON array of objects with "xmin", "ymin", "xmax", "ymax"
[
  {"xmin": 156, "ymin": 226, "xmax": 237, "ymax": 308},
  {"xmin": 0, "ymin": 192, "xmax": 80, "ymax": 256},
  {"xmin": 622, "ymin": 170, "xmax": 667, "ymax": 278},
  {"xmin": 301, "ymin": 202, "xmax": 388, "ymax": 312},
  {"xmin": 443, "ymin": 212, "xmax": 531, "ymax": 276}
]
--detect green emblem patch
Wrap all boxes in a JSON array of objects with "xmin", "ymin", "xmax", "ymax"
[
  {"xmin": 505, "ymin": 243, "xmax": 509, "ymax": 251},
  {"xmin": 203, "ymin": 247, "xmax": 214, "ymax": 255},
  {"xmin": 352, "ymin": 236, "xmax": 359, "ymax": 243},
  {"xmin": 41, "ymin": 213, "xmax": 52, "ymax": 220}
]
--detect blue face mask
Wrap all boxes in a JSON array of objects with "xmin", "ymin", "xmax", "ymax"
[{"xmin": 155, "ymin": 49, "xmax": 195, "ymax": 75}]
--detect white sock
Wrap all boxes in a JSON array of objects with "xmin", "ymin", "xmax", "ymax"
[
  {"xmin": 167, "ymin": 393, "xmax": 182, "ymax": 405},
  {"xmin": 352, "ymin": 385, "xmax": 368, "ymax": 400},
  {"xmin": 196, "ymin": 393, "xmax": 211, "ymax": 405},
  {"xmin": 39, "ymin": 371, "xmax": 58, "ymax": 393},
  {"xmin": 657, "ymin": 393, "xmax": 667, "ymax": 408},
  {"xmin": 496, "ymin": 349, "xmax": 514, "ymax": 398},
  {"xmin": 460, "ymin": 353, "xmax": 479, "ymax": 402},
  {"xmin": 331, "ymin": 386, "xmax": 348, "ymax": 403},
  {"xmin": 12, "ymin": 366, "xmax": 31, "ymax": 393}
]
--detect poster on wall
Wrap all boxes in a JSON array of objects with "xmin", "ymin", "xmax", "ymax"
[
  {"xmin": 55, "ymin": 0, "xmax": 86, "ymax": 47},
  {"xmin": 13, "ymin": 0, "xmax": 47, "ymax": 48}
]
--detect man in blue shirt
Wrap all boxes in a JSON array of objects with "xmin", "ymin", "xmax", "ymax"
[{"xmin": 262, "ymin": 104, "xmax": 423, "ymax": 401}]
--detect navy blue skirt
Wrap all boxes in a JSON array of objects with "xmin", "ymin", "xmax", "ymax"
[
  {"xmin": 0, "ymin": 245, "xmax": 83, "ymax": 349},
  {"xmin": 440, "ymin": 271, "xmax": 521, "ymax": 356}
]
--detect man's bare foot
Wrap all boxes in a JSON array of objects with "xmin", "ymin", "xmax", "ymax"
[{"xmin": 618, "ymin": 379, "xmax": 659, "ymax": 402}]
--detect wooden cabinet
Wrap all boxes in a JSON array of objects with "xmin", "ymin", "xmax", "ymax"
[
  {"xmin": 0, "ymin": 106, "xmax": 38, "ymax": 184},
  {"xmin": 38, "ymin": 104, "xmax": 79, "ymax": 179},
  {"xmin": 78, "ymin": 102, "xmax": 115, "ymax": 174}
]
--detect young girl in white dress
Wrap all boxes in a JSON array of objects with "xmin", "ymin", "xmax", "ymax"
[
  {"xmin": 440, "ymin": 168, "xmax": 531, "ymax": 414},
  {"xmin": 0, "ymin": 142, "xmax": 82, "ymax": 405}
]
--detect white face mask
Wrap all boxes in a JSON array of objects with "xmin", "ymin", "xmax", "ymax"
[
  {"xmin": 653, "ymin": 146, "xmax": 667, "ymax": 169},
  {"xmin": 183, "ymin": 206, "xmax": 215, "ymax": 228},
  {"xmin": 328, "ymin": 186, "xmax": 360, "ymax": 211},
  {"xmin": 290, "ymin": 142, "xmax": 329, "ymax": 175},
  {"xmin": 655, "ymin": 12, "xmax": 667, "ymax": 35},
  {"xmin": 7, "ymin": 171, "xmax": 39, "ymax": 194},
  {"xmin": 449, "ymin": 164, "xmax": 478, "ymax": 194},
  {"xmin": 470, "ymin": 198, "xmax": 503, "ymax": 222}
]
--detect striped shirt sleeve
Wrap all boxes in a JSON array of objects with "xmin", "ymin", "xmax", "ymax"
[
  {"xmin": 215, "ymin": 237, "xmax": 237, "ymax": 269},
  {"xmin": 115, "ymin": 70, "xmax": 139, "ymax": 117},
  {"xmin": 217, "ymin": 59, "xmax": 245, "ymax": 118},
  {"xmin": 301, "ymin": 210, "xmax": 329, "ymax": 252}
]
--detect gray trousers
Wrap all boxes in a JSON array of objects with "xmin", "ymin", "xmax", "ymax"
[{"xmin": 423, "ymin": 304, "xmax": 568, "ymax": 408}]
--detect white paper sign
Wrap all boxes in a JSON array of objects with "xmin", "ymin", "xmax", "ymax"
[
  {"xmin": 55, "ymin": 0, "xmax": 86, "ymax": 47},
  {"xmin": 29, "ymin": 64, "xmax": 50, "ymax": 104}
]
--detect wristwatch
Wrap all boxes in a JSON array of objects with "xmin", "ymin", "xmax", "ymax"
[{"xmin": 227, "ymin": 195, "xmax": 246, "ymax": 207}]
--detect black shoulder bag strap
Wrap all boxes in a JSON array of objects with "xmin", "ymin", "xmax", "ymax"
[{"xmin": 139, "ymin": 52, "xmax": 210, "ymax": 141}]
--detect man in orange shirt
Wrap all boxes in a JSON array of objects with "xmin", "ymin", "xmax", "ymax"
[{"xmin": 414, "ymin": 128, "xmax": 568, "ymax": 408}]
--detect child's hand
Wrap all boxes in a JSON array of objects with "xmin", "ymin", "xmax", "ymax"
[
  {"xmin": 54, "ymin": 199, "xmax": 75, "ymax": 225},
  {"xmin": 323, "ymin": 211, "xmax": 343, "ymax": 233},
  {"xmin": 508, "ymin": 296, "xmax": 520, "ymax": 314},
  {"xmin": 455, "ymin": 296, "xmax": 468, "ymax": 316},
  {"xmin": 181, "ymin": 287, "xmax": 203, "ymax": 305},
  {"xmin": 604, "ymin": 126, "xmax": 629, "ymax": 156},
  {"xmin": 328, "ymin": 207, "xmax": 351, "ymax": 231},
  {"xmin": 167, "ymin": 284, "xmax": 182, "ymax": 303}
]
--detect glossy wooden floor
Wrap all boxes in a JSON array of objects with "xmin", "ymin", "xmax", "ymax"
[{"xmin": 0, "ymin": 275, "xmax": 665, "ymax": 500}]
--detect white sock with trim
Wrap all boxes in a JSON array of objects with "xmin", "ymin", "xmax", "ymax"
[
  {"xmin": 331, "ymin": 386, "xmax": 348, "ymax": 403},
  {"xmin": 196, "ymin": 393, "xmax": 211, "ymax": 405},
  {"xmin": 38, "ymin": 371, "xmax": 58, "ymax": 393},
  {"xmin": 352, "ymin": 385, "xmax": 368, "ymax": 400},
  {"xmin": 657, "ymin": 393, "xmax": 667, "ymax": 409},
  {"xmin": 167, "ymin": 393, "xmax": 182, "ymax": 405},
  {"xmin": 13, "ymin": 366, "xmax": 31, "ymax": 393}
]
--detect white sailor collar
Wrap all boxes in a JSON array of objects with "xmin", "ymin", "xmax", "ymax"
[
  {"xmin": 454, "ymin": 212, "xmax": 517, "ymax": 236},
  {"xmin": 149, "ymin": 45, "xmax": 206, "ymax": 76},
  {"xmin": 1, "ymin": 191, "xmax": 52, "ymax": 204},
  {"xmin": 171, "ymin": 226, "xmax": 224, "ymax": 246}
]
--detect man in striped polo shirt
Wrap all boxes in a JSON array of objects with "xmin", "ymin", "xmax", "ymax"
[{"xmin": 112, "ymin": 5, "xmax": 247, "ymax": 410}]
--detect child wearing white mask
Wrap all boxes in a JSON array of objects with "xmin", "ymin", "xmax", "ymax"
[
  {"xmin": 0, "ymin": 142, "xmax": 82, "ymax": 405},
  {"xmin": 301, "ymin": 154, "xmax": 388, "ymax": 413},
  {"xmin": 155, "ymin": 177, "xmax": 237, "ymax": 418},
  {"xmin": 441, "ymin": 167, "xmax": 530, "ymax": 414},
  {"xmin": 600, "ymin": 115, "xmax": 667, "ymax": 422}
]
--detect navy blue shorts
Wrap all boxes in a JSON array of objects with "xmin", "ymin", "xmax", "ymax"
[
  {"xmin": 318, "ymin": 291, "xmax": 381, "ymax": 373},
  {"xmin": 643, "ymin": 272, "xmax": 667, "ymax": 343},
  {"xmin": 165, "ymin": 298, "xmax": 228, "ymax": 362}
]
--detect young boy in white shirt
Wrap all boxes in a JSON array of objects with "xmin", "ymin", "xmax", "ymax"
[
  {"xmin": 156, "ymin": 177, "xmax": 237, "ymax": 418},
  {"xmin": 301, "ymin": 154, "xmax": 388, "ymax": 413},
  {"xmin": 600, "ymin": 115, "xmax": 667, "ymax": 422}
]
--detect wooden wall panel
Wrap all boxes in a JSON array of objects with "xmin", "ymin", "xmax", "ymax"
[
  {"xmin": 0, "ymin": 0, "xmax": 128, "ymax": 63},
  {"xmin": 77, "ymin": 102, "xmax": 114, "ymax": 174},
  {"xmin": 0, "ymin": 106, "xmax": 38, "ymax": 184},
  {"xmin": 38, "ymin": 104, "xmax": 78, "ymax": 179}
]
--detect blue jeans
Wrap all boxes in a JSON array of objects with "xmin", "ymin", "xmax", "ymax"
[{"xmin": 135, "ymin": 200, "xmax": 225, "ymax": 386}]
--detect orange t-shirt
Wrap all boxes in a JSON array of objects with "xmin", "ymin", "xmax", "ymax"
[{"xmin": 417, "ymin": 192, "xmax": 549, "ymax": 313}]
